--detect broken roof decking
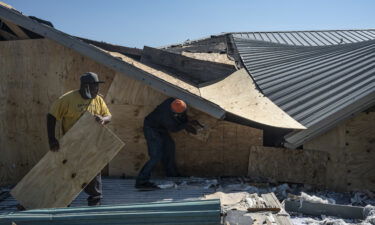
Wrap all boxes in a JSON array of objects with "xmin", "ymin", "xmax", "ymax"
[
  {"xmin": 0, "ymin": 4, "xmax": 223, "ymax": 119},
  {"xmin": 0, "ymin": 4, "xmax": 304, "ymax": 130},
  {"xmin": 232, "ymin": 29, "xmax": 375, "ymax": 46},
  {"xmin": 233, "ymin": 37, "xmax": 375, "ymax": 148}
]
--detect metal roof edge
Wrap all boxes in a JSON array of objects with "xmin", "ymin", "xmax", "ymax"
[
  {"xmin": 284, "ymin": 92, "xmax": 375, "ymax": 149},
  {"xmin": 230, "ymin": 28, "xmax": 375, "ymax": 34},
  {"xmin": 0, "ymin": 4, "xmax": 225, "ymax": 119},
  {"xmin": 160, "ymin": 29, "xmax": 375, "ymax": 49}
]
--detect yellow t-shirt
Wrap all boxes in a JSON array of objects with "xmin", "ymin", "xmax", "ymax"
[{"xmin": 49, "ymin": 90, "xmax": 111, "ymax": 134}]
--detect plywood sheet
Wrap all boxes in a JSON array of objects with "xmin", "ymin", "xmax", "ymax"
[
  {"xmin": 345, "ymin": 112, "xmax": 375, "ymax": 191},
  {"xmin": 304, "ymin": 124, "xmax": 348, "ymax": 190},
  {"xmin": 10, "ymin": 112, "xmax": 125, "ymax": 209},
  {"xmin": 248, "ymin": 146, "xmax": 328, "ymax": 185},
  {"xmin": 199, "ymin": 69, "xmax": 305, "ymax": 129},
  {"xmin": 105, "ymin": 72, "xmax": 168, "ymax": 105},
  {"xmin": 304, "ymin": 112, "xmax": 375, "ymax": 191},
  {"xmin": 0, "ymin": 39, "xmax": 116, "ymax": 185},
  {"xmin": 106, "ymin": 104, "xmax": 154, "ymax": 177}
]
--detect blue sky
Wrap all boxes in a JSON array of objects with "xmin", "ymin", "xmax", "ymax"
[{"xmin": 4, "ymin": 0, "xmax": 375, "ymax": 48}]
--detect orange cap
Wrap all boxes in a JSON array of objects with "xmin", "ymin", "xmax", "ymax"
[{"xmin": 171, "ymin": 99, "xmax": 187, "ymax": 113}]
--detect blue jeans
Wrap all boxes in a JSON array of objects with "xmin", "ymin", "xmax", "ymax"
[
  {"xmin": 136, "ymin": 126, "xmax": 178, "ymax": 184},
  {"xmin": 84, "ymin": 173, "xmax": 102, "ymax": 203}
]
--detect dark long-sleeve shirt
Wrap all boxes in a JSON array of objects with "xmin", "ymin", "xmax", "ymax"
[{"xmin": 144, "ymin": 98, "xmax": 188, "ymax": 133}]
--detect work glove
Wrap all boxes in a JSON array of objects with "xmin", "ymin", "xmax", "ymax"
[
  {"xmin": 49, "ymin": 137, "xmax": 60, "ymax": 152},
  {"xmin": 189, "ymin": 120, "xmax": 203, "ymax": 127},
  {"xmin": 185, "ymin": 124, "xmax": 198, "ymax": 135},
  {"xmin": 95, "ymin": 115, "xmax": 105, "ymax": 124}
]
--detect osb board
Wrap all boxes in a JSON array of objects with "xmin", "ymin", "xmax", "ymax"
[
  {"xmin": 248, "ymin": 146, "xmax": 329, "ymax": 185},
  {"xmin": 304, "ymin": 124, "xmax": 348, "ymax": 190},
  {"xmin": 107, "ymin": 104, "xmax": 262, "ymax": 177},
  {"xmin": 304, "ymin": 112, "xmax": 375, "ymax": 191},
  {"xmin": 0, "ymin": 39, "xmax": 116, "ymax": 185},
  {"xmin": 10, "ymin": 112, "xmax": 125, "ymax": 209},
  {"xmin": 105, "ymin": 72, "xmax": 168, "ymax": 105},
  {"xmin": 106, "ymin": 104, "xmax": 154, "ymax": 176},
  {"xmin": 181, "ymin": 51, "xmax": 235, "ymax": 66},
  {"xmin": 345, "ymin": 112, "xmax": 375, "ymax": 191},
  {"xmin": 141, "ymin": 46, "xmax": 235, "ymax": 83},
  {"xmin": 199, "ymin": 69, "xmax": 305, "ymax": 130}
]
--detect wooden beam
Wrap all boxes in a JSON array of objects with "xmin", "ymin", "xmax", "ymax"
[
  {"xmin": 10, "ymin": 112, "xmax": 125, "ymax": 209},
  {"xmin": 2, "ymin": 19, "xmax": 29, "ymax": 39}
]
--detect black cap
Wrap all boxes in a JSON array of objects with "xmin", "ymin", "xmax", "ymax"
[{"xmin": 80, "ymin": 72, "xmax": 105, "ymax": 84}]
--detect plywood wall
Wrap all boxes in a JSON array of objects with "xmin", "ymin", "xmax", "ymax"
[
  {"xmin": 248, "ymin": 146, "xmax": 329, "ymax": 186},
  {"xmin": 0, "ymin": 39, "xmax": 116, "ymax": 185},
  {"xmin": 304, "ymin": 112, "xmax": 375, "ymax": 191},
  {"xmin": 105, "ymin": 73, "xmax": 263, "ymax": 177}
]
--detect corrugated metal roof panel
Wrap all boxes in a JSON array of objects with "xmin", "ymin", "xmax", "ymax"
[
  {"xmin": 0, "ymin": 200, "xmax": 221, "ymax": 225},
  {"xmin": 232, "ymin": 29, "xmax": 375, "ymax": 46},
  {"xmin": 233, "ymin": 37, "xmax": 375, "ymax": 148}
]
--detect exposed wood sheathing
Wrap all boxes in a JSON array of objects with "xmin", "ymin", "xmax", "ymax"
[
  {"xmin": 248, "ymin": 146, "xmax": 329, "ymax": 185},
  {"xmin": 105, "ymin": 73, "xmax": 263, "ymax": 177},
  {"xmin": 199, "ymin": 69, "xmax": 306, "ymax": 129},
  {"xmin": 11, "ymin": 112, "xmax": 125, "ymax": 209},
  {"xmin": 141, "ymin": 46, "xmax": 236, "ymax": 83},
  {"xmin": 304, "ymin": 112, "xmax": 375, "ymax": 191},
  {"xmin": 181, "ymin": 51, "xmax": 235, "ymax": 66},
  {"xmin": 0, "ymin": 39, "xmax": 116, "ymax": 185}
]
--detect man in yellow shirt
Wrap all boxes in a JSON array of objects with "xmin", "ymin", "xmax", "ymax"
[{"xmin": 47, "ymin": 72, "xmax": 112, "ymax": 206}]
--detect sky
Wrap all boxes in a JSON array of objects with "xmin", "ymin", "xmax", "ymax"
[{"xmin": 4, "ymin": 0, "xmax": 375, "ymax": 48}]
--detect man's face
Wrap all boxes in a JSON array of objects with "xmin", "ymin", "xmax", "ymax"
[{"xmin": 89, "ymin": 83, "xmax": 99, "ymax": 98}]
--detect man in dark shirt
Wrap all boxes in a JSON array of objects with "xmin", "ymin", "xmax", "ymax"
[{"xmin": 135, "ymin": 98, "xmax": 197, "ymax": 190}]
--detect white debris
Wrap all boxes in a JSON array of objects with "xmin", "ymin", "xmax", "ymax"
[
  {"xmin": 320, "ymin": 218, "xmax": 349, "ymax": 225},
  {"xmin": 362, "ymin": 205, "xmax": 375, "ymax": 225},
  {"xmin": 266, "ymin": 213, "xmax": 277, "ymax": 224},
  {"xmin": 157, "ymin": 181, "xmax": 176, "ymax": 189},
  {"xmin": 245, "ymin": 197, "xmax": 255, "ymax": 207},
  {"xmin": 291, "ymin": 217, "xmax": 355, "ymax": 225},
  {"xmin": 300, "ymin": 192, "xmax": 336, "ymax": 204}
]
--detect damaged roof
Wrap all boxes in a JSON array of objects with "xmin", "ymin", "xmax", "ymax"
[
  {"xmin": 232, "ymin": 37, "xmax": 375, "ymax": 148},
  {"xmin": 0, "ymin": 3, "xmax": 225, "ymax": 120},
  {"xmin": 0, "ymin": 3, "xmax": 305, "ymax": 130}
]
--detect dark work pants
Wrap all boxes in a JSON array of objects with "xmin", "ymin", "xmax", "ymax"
[
  {"xmin": 136, "ymin": 126, "xmax": 178, "ymax": 184},
  {"xmin": 84, "ymin": 173, "xmax": 102, "ymax": 203}
]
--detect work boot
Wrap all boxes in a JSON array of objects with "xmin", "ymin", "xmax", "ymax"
[
  {"xmin": 135, "ymin": 181, "xmax": 160, "ymax": 191},
  {"xmin": 87, "ymin": 197, "xmax": 101, "ymax": 206},
  {"xmin": 16, "ymin": 204, "xmax": 26, "ymax": 211}
]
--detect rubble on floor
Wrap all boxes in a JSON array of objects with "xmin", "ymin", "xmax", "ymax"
[{"xmin": 1, "ymin": 177, "xmax": 374, "ymax": 225}]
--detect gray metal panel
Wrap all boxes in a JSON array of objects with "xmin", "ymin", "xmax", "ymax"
[
  {"xmin": 233, "ymin": 36, "xmax": 375, "ymax": 148},
  {"xmin": 232, "ymin": 29, "xmax": 375, "ymax": 46},
  {"xmin": 0, "ymin": 5, "xmax": 225, "ymax": 120}
]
